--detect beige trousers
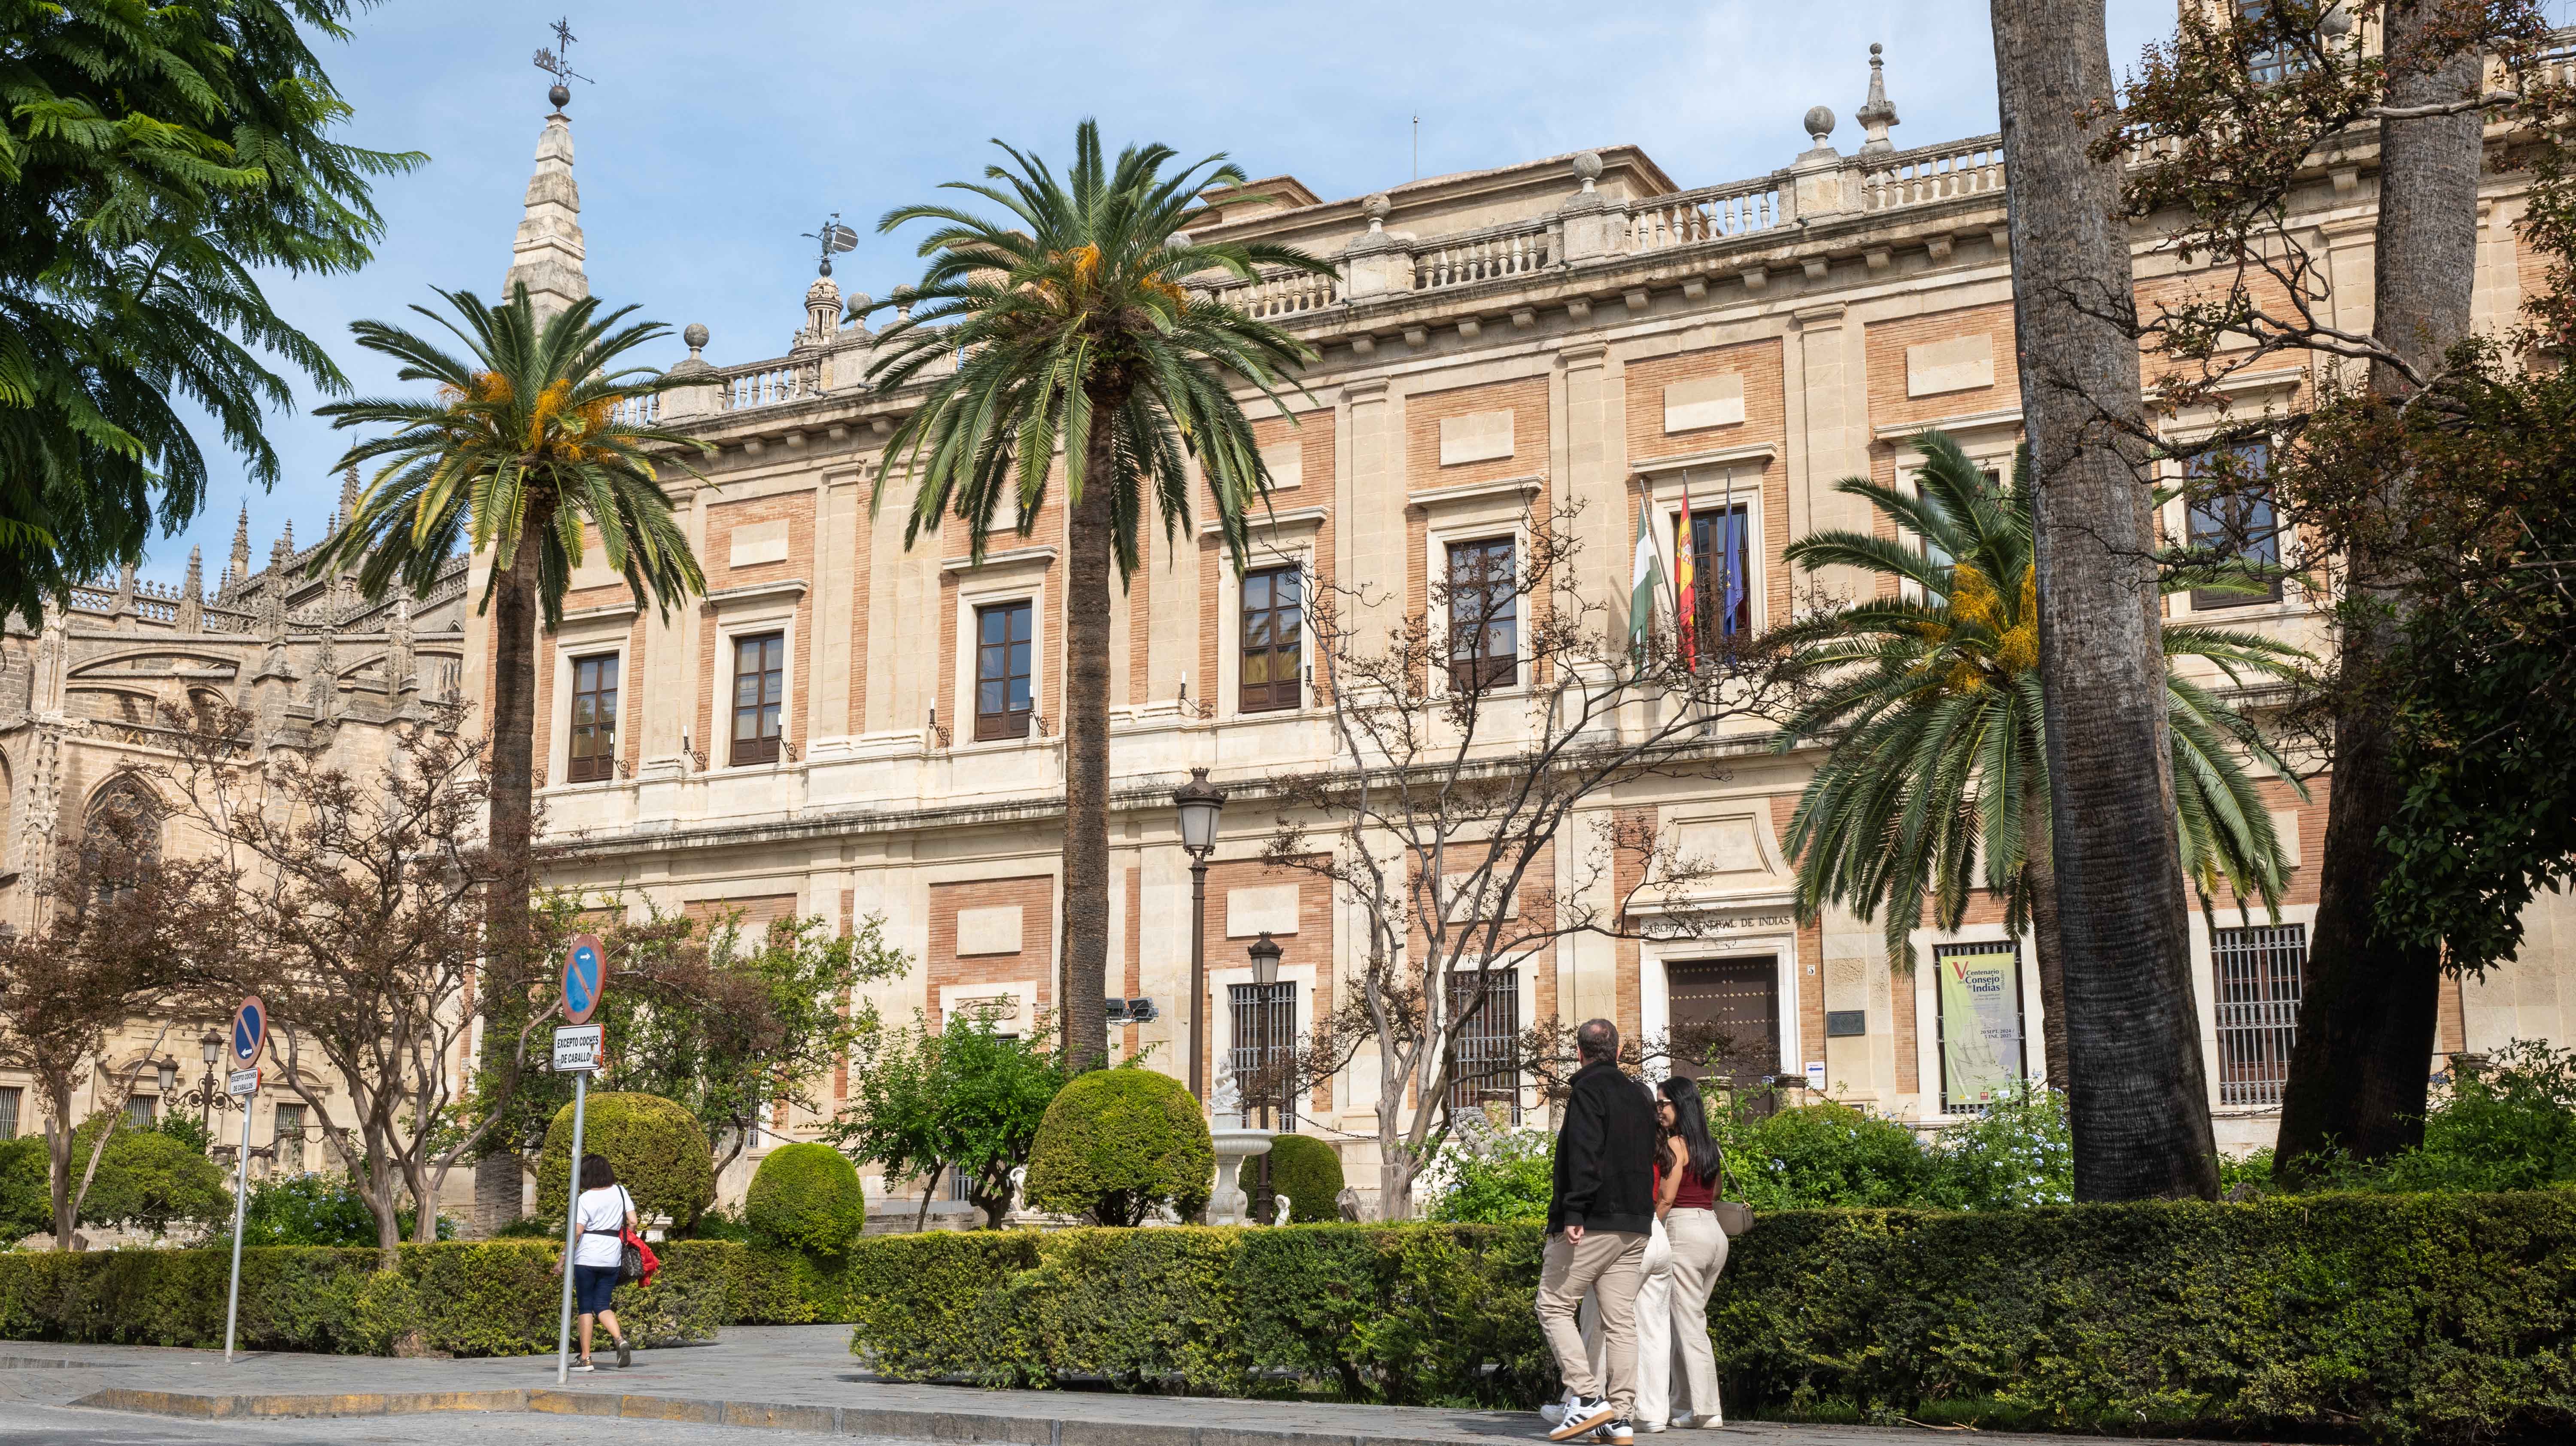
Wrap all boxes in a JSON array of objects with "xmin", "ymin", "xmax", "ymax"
[
  {"xmin": 1577, "ymin": 1217, "xmax": 1672, "ymax": 1425},
  {"xmin": 1537, "ymin": 1227, "xmax": 1648, "ymax": 1414},
  {"xmin": 1662, "ymin": 1206, "xmax": 1730, "ymax": 1424}
]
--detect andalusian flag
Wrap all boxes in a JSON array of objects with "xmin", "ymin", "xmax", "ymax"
[
  {"xmin": 1675, "ymin": 488, "xmax": 1698, "ymax": 671},
  {"xmin": 1630, "ymin": 491, "xmax": 1662, "ymax": 662}
]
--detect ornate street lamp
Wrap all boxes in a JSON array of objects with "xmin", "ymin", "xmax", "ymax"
[
  {"xmin": 1174, "ymin": 767, "xmax": 1225, "ymax": 1103},
  {"xmin": 197, "ymin": 1030, "xmax": 223, "ymax": 1134},
  {"xmin": 1247, "ymin": 931, "xmax": 1285, "ymax": 1216}
]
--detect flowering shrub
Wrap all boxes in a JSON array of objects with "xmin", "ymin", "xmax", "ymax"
[{"xmin": 1421, "ymin": 1114, "xmax": 1553, "ymax": 1224}]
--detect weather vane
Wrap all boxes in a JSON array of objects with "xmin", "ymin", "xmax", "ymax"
[
  {"xmin": 533, "ymin": 16, "xmax": 591, "ymax": 108},
  {"xmin": 804, "ymin": 212, "xmax": 859, "ymax": 277}
]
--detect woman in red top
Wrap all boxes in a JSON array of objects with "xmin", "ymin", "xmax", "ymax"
[{"xmin": 1654, "ymin": 1076, "xmax": 1728, "ymax": 1428}]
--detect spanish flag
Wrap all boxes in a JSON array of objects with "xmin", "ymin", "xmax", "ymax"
[{"xmin": 1675, "ymin": 489, "xmax": 1697, "ymax": 672}]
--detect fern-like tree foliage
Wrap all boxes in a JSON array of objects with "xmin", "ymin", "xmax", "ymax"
[
  {"xmin": 1772, "ymin": 433, "xmax": 2307, "ymax": 1085},
  {"xmin": 0, "ymin": 0, "xmax": 423, "ymax": 620},
  {"xmin": 309, "ymin": 286, "xmax": 711, "ymax": 1088},
  {"xmin": 862, "ymin": 119, "xmax": 1334, "ymax": 1068}
]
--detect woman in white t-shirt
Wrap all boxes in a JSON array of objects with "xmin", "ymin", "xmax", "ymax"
[{"xmin": 555, "ymin": 1153, "xmax": 639, "ymax": 1370}]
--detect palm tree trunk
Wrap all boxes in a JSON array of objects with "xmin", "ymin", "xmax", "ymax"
[
  {"xmin": 1058, "ymin": 403, "xmax": 1117, "ymax": 1074},
  {"xmin": 2020, "ymin": 779, "xmax": 2071, "ymax": 1088},
  {"xmin": 1992, "ymin": 0, "xmax": 2218, "ymax": 1200},
  {"xmin": 2276, "ymin": 13, "xmax": 2483, "ymax": 1178},
  {"xmin": 478, "ymin": 513, "xmax": 546, "ymax": 1230}
]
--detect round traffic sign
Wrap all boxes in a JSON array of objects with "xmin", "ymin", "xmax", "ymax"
[
  {"xmin": 561, "ymin": 934, "xmax": 606, "ymax": 1025},
  {"xmin": 230, "ymin": 996, "xmax": 266, "ymax": 1065}
]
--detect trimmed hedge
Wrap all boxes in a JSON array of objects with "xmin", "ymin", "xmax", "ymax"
[
  {"xmin": 839, "ymin": 1194, "xmax": 2576, "ymax": 1443},
  {"xmin": 745, "ymin": 1143, "xmax": 866, "ymax": 1255},
  {"xmin": 1263, "ymin": 1134, "xmax": 1344, "ymax": 1224},
  {"xmin": 1025, "ymin": 1068, "xmax": 1212, "ymax": 1226},
  {"xmin": 0, "ymin": 1239, "xmax": 733, "ymax": 1355},
  {"xmin": 537, "ymin": 1092, "xmax": 717, "ymax": 1228}
]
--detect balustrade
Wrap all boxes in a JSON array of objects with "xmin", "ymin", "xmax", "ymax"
[
  {"xmin": 612, "ymin": 392, "xmax": 661, "ymax": 427},
  {"xmin": 1861, "ymin": 136, "xmax": 2005, "ymax": 212},
  {"xmin": 718, "ymin": 361, "xmax": 820, "ymax": 412},
  {"xmin": 1212, "ymin": 269, "xmax": 1340, "ymax": 318},
  {"xmin": 1413, "ymin": 223, "xmax": 1553, "ymax": 291},
  {"xmin": 1628, "ymin": 177, "xmax": 1786, "ymax": 252}
]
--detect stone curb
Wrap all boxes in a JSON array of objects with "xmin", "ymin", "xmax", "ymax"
[{"xmin": 73, "ymin": 1383, "xmax": 1489, "ymax": 1445}]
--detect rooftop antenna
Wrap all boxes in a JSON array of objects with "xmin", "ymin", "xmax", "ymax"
[
  {"xmin": 533, "ymin": 16, "xmax": 591, "ymax": 109},
  {"xmin": 804, "ymin": 211, "xmax": 860, "ymax": 276},
  {"xmin": 1412, "ymin": 115, "xmax": 1420, "ymax": 180}
]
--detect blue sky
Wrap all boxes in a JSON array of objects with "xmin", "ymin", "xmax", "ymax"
[{"xmin": 156, "ymin": 0, "xmax": 2232, "ymax": 581}]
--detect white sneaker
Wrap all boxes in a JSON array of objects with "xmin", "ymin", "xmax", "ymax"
[
  {"xmin": 1602, "ymin": 1419, "xmax": 1636, "ymax": 1445},
  {"xmin": 1541, "ymin": 1403, "xmax": 1567, "ymax": 1426},
  {"xmin": 569, "ymin": 1361, "xmax": 596, "ymax": 1373},
  {"xmin": 1550, "ymin": 1396, "xmax": 1617, "ymax": 1441}
]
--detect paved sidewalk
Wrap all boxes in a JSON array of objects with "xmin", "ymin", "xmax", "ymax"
[{"xmin": 4, "ymin": 1324, "xmax": 2188, "ymax": 1446}]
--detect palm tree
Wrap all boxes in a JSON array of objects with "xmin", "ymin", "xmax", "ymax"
[
  {"xmin": 1772, "ymin": 432, "xmax": 2306, "ymax": 1087},
  {"xmin": 863, "ymin": 120, "xmax": 1332, "ymax": 1071},
  {"xmin": 310, "ymin": 286, "xmax": 710, "ymax": 1028}
]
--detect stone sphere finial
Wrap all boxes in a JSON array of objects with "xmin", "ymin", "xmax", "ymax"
[
  {"xmin": 1364, "ymin": 192, "xmax": 1391, "ymax": 231},
  {"xmin": 1805, "ymin": 106, "xmax": 1837, "ymax": 145},
  {"xmin": 1871, "ymin": 41, "xmax": 1883, "ymax": 60},
  {"xmin": 549, "ymin": 83, "xmax": 571, "ymax": 109},
  {"xmin": 683, "ymin": 323, "xmax": 709, "ymax": 351},
  {"xmin": 846, "ymin": 292, "xmax": 873, "ymax": 313},
  {"xmin": 1571, "ymin": 150, "xmax": 1604, "ymax": 190},
  {"xmin": 1169, "ymin": 230, "xmax": 1193, "ymax": 249}
]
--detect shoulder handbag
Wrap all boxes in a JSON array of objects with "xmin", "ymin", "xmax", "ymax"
[{"xmin": 614, "ymin": 1187, "xmax": 659, "ymax": 1286}]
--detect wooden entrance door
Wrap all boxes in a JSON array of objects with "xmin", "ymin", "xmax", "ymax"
[{"xmin": 1665, "ymin": 957, "xmax": 1780, "ymax": 1087}]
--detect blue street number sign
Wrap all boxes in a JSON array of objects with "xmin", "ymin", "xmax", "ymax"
[
  {"xmin": 229, "ymin": 996, "xmax": 265, "ymax": 1066},
  {"xmin": 561, "ymin": 933, "xmax": 606, "ymax": 1025}
]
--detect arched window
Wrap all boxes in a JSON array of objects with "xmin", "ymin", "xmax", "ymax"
[{"xmin": 81, "ymin": 774, "xmax": 162, "ymax": 901}]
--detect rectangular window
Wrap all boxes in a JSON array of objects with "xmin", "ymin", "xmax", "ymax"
[
  {"xmin": 2186, "ymin": 441, "xmax": 2282, "ymax": 610},
  {"xmin": 0, "ymin": 1086, "xmax": 17, "ymax": 1139},
  {"xmin": 2214, "ymin": 923, "xmax": 2305, "ymax": 1108},
  {"xmin": 1229, "ymin": 981, "xmax": 1299, "ymax": 1130},
  {"xmin": 125, "ymin": 1094, "xmax": 156, "ymax": 1131},
  {"xmin": 1239, "ymin": 565, "xmax": 1303, "ymax": 713},
  {"xmin": 1444, "ymin": 970, "xmax": 1522, "ymax": 1124},
  {"xmin": 972, "ymin": 601, "xmax": 1034, "ymax": 741},
  {"xmin": 1683, "ymin": 502, "xmax": 1754, "ymax": 647},
  {"xmin": 1934, "ymin": 941, "xmax": 2029, "ymax": 1112},
  {"xmin": 566, "ymin": 653, "xmax": 619, "ymax": 783},
  {"xmin": 729, "ymin": 632, "xmax": 785, "ymax": 765},
  {"xmin": 273, "ymin": 1103, "xmax": 307, "ymax": 1175},
  {"xmin": 1446, "ymin": 538, "xmax": 1518, "ymax": 691}
]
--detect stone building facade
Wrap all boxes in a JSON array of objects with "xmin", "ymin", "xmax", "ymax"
[{"xmin": 487, "ymin": 38, "xmax": 2576, "ymax": 1213}]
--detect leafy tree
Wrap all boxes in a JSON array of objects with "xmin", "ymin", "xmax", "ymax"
[
  {"xmin": 0, "ymin": 0, "xmax": 421, "ymax": 619},
  {"xmin": 310, "ymin": 286, "xmax": 713, "ymax": 1127},
  {"xmin": 1774, "ymin": 433, "xmax": 2306, "ymax": 1084},
  {"xmin": 829, "ymin": 1011, "xmax": 1067, "ymax": 1229},
  {"xmin": 0, "ymin": 1136, "xmax": 49, "ymax": 1245},
  {"xmin": 67, "ymin": 1113, "xmax": 230, "ymax": 1236},
  {"xmin": 535, "ymin": 1091, "xmax": 715, "ymax": 1229},
  {"xmin": 864, "ymin": 120, "xmax": 1331, "ymax": 1069}
]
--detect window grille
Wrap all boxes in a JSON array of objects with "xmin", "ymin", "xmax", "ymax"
[
  {"xmin": 1228, "ymin": 981, "xmax": 1299, "ymax": 1130},
  {"xmin": 2213, "ymin": 923, "xmax": 2306, "ymax": 1107},
  {"xmin": 0, "ymin": 1086, "xmax": 17, "ymax": 1139},
  {"xmin": 1446, "ymin": 539, "xmax": 1519, "ymax": 690},
  {"xmin": 1444, "ymin": 969, "xmax": 1522, "ymax": 1123},
  {"xmin": 273, "ymin": 1103, "xmax": 308, "ymax": 1175}
]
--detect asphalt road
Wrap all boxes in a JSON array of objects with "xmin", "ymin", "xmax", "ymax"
[{"xmin": 0, "ymin": 1402, "xmax": 926, "ymax": 1446}]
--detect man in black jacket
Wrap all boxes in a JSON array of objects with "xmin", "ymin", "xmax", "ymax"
[{"xmin": 1536, "ymin": 1018, "xmax": 1657, "ymax": 1442}]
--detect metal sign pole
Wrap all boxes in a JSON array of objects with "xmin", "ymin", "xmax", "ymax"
[
  {"xmin": 555, "ymin": 1067, "xmax": 588, "ymax": 1385},
  {"xmin": 222, "ymin": 1097, "xmax": 253, "ymax": 1363}
]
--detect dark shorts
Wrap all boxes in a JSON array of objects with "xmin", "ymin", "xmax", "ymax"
[{"xmin": 573, "ymin": 1262, "xmax": 619, "ymax": 1315}]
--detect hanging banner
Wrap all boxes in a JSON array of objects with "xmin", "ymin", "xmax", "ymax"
[{"xmin": 1937, "ymin": 942, "xmax": 2026, "ymax": 1112}]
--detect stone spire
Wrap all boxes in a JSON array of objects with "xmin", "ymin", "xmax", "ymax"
[
  {"xmin": 503, "ymin": 90, "xmax": 587, "ymax": 322},
  {"xmin": 229, "ymin": 502, "xmax": 252, "ymax": 582},
  {"xmin": 336, "ymin": 468, "xmax": 360, "ymax": 530},
  {"xmin": 1856, "ymin": 43, "xmax": 1900, "ymax": 155},
  {"xmin": 270, "ymin": 520, "xmax": 293, "ymax": 572},
  {"xmin": 178, "ymin": 547, "xmax": 204, "ymax": 630}
]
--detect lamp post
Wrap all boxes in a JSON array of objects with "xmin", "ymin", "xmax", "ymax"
[
  {"xmin": 1174, "ymin": 767, "xmax": 1225, "ymax": 1103},
  {"xmin": 197, "ymin": 1031, "xmax": 222, "ymax": 1135},
  {"xmin": 1247, "ymin": 931, "xmax": 1283, "ymax": 1215}
]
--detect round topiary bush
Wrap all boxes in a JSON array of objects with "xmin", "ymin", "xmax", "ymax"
[
  {"xmin": 537, "ymin": 1092, "xmax": 716, "ymax": 1228},
  {"xmin": 744, "ymin": 1142, "xmax": 866, "ymax": 1255},
  {"xmin": 1264, "ymin": 1132, "xmax": 1345, "ymax": 1223},
  {"xmin": 1024, "ymin": 1067, "xmax": 1212, "ymax": 1226}
]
